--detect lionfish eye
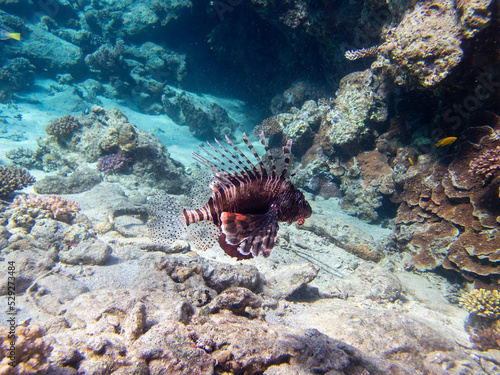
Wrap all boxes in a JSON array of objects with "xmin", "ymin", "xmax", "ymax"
[{"xmin": 297, "ymin": 217, "xmax": 305, "ymax": 226}]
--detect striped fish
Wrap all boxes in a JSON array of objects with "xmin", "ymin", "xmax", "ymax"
[{"xmin": 147, "ymin": 132, "xmax": 312, "ymax": 260}]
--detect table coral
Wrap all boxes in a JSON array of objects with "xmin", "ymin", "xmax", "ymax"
[
  {"xmin": 0, "ymin": 166, "xmax": 35, "ymax": 197},
  {"xmin": 6, "ymin": 194, "xmax": 80, "ymax": 229},
  {"xmin": 0, "ymin": 323, "xmax": 52, "ymax": 374}
]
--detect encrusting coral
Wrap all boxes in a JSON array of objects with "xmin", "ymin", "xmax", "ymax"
[
  {"xmin": 45, "ymin": 115, "xmax": 81, "ymax": 139},
  {"xmin": 97, "ymin": 153, "xmax": 131, "ymax": 174},
  {"xmin": 0, "ymin": 166, "xmax": 36, "ymax": 197},
  {"xmin": 6, "ymin": 194, "xmax": 80, "ymax": 228},
  {"xmin": 0, "ymin": 323, "xmax": 52, "ymax": 374},
  {"xmin": 459, "ymin": 289, "xmax": 500, "ymax": 318}
]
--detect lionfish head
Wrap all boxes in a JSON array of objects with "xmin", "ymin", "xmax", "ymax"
[{"xmin": 282, "ymin": 189, "xmax": 312, "ymax": 225}]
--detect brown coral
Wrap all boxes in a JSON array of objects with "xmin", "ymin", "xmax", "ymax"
[
  {"xmin": 345, "ymin": 46, "xmax": 379, "ymax": 61},
  {"xmin": 394, "ymin": 115, "xmax": 500, "ymax": 283},
  {"xmin": 469, "ymin": 145, "xmax": 500, "ymax": 179},
  {"xmin": 7, "ymin": 194, "xmax": 80, "ymax": 228},
  {"xmin": 45, "ymin": 115, "xmax": 81, "ymax": 139},
  {"xmin": 0, "ymin": 166, "xmax": 35, "ymax": 197},
  {"xmin": 0, "ymin": 323, "xmax": 52, "ymax": 374}
]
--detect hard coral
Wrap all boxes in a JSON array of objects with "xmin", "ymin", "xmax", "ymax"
[
  {"xmin": 0, "ymin": 323, "xmax": 52, "ymax": 374},
  {"xmin": 97, "ymin": 153, "xmax": 131, "ymax": 174},
  {"xmin": 7, "ymin": 194, "xmax": 80, "ymax": 228},
  {"xmin": 45, "ymin": 115, "xmax": 81, "ymax": 139},
  {"xmin": 374, "ymin": 0, "xmax": 463, "ymax": 88},
  {"xmin": 459, "ymin": 289, "xmax": 500, "ymax": 318},
  {"xmin": 0, "ymin": 166, "xmax": 35, "ymax": 197},
  {"xmin": 469, "ymin": 145, "xmax": 500, "ymax": 179},
  {"xmin": 394, "ymin": 114, "xmax": 500, "ymax": 283}
]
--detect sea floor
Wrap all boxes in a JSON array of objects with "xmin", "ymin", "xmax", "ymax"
[{"xmin": 0, "ymin": 79, "xmax": 498, "ymax": 374}]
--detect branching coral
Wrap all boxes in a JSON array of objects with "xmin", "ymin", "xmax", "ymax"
[
  {"xmin": 469, "ymin": 145, "xmax": 500, "ymax": 179},
  {"xmin": 0, "ymin": 323, "xmax": 52, "ymax": 374},
  {"xmin": 459, "ymin": 289, "xmax": 500, "ymax": 318},
  {"xmin": 45, "ymin": 115, "xmax": 81, "ymax": 139},
  {"xmin": 97, "ymin": 153, "xmax": 131, "ymax": 174},
  {"xmin": 7, "ymin": 194, "xmax": 80, "ymax": 228},
  {"xmin": 345, "ymin": 46, "xmax": 378, "ymax": 61},
  {"xmin": 0, "ymin": 166, "xmax": 35, "ymax": 197}
]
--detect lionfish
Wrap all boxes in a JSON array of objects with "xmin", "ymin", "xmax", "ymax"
[{"xmin": 147, "ymin": 132, "xmax": 312, "ymax": 260}]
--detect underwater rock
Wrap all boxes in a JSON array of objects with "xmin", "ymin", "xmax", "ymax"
[
  {"xmin": 302, "ymin": 215, "xmax": 382, "ymax": 262},
  {"xmin": 319, "ymin": 69, "xmax": 388, "ymax": 155},
  {"xmin": 34, "ymin": 168, "xmax": 102, "ymax": 195},
  {"xmin": 263, "ymin": 263, "xmax": 319, "ymax": 300},
  {"xmin": 28, "ymin": 274, "xmax": 90, "ymax": 315},
  {"xmin": 374, "ymin": 0, "xmax": 464, "ymax": 88},
  {"xmin": 19, "ymin": 25, "xmax": 81, "ymax": 73},
  {"xmin": 58, "ymin": 238, "xmax": 112, "ymax": 265},
  {"xmin": 207, "ymin": 287, "xmax": 262, "ymax": 317},
  {"xmin": 156, "ymin": 256, "xmax": 261, "ymax": 293},
  {"xmin": 0, "ymin": 250, "xmax": 55, "ymax": 295},
  {"xmin": 335, "ymin": 263, "xmax": 402, "ymax": 302}
]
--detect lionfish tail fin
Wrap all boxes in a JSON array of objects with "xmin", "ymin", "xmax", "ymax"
[
  {"xmin": 219, "ymin": 207, "xmax": 279, "ymax": 259},
  {"xmin": 147, "ymin": 193, "xmax": 187, "ymax": 246}
]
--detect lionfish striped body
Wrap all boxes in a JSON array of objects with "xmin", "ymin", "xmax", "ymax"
[{"xmin": 148, "ymin": 132, "xmax": 312, "ymax": 260}]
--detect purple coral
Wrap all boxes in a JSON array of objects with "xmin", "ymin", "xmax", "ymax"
[{"xmin": 97, "ymin": 153, "xmax": 130, "ymax": 174}]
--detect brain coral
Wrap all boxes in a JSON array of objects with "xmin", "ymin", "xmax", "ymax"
[
  {"xmin": 0, "ymin": 166, "xmax": 35, "ymax": 197},
  {"xmin": 46, "ymin": 115, "xmax": 81, "ymax": 139}
]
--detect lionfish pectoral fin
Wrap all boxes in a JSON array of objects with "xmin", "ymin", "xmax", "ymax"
[
  {"xmin": 220, "ymin": 211, "xmax": 279, "ymax": 258},
  {"xmin": 147, "ymin": 193, "xmax": 187, "ymax": 246}
]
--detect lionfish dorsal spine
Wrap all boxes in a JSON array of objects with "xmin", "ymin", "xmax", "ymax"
[
  {"xmin": 242, "ymin": 133, "xmax": 268, "ymax": 178},
  {"xmin": 258, "ymin": 131, "xmax": 277, "ymax": 178},
  {"xmin": 206, "ymin": 140, "xmax": 244, "ymax": 179},
  {"xmin": 192, "ymin": 150, "xmax": 225, "ymax": 175},
  {"xmin": 281, "ymin": 139, "xmax": 293, "ymax": 178},
  {"xmin": 224, "ymin": 135, "xmax": 262, "ymax": 178},
  {"xmin": 213, "ymin": 138, "xmax": 250, "ymax": 178}
]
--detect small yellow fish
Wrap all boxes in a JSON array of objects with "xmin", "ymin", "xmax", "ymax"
[
  {"xmin": 0, "ymin": 30, "xmax": 21, "ymax": 41},
  {"xmin": 408, "ymin": 157, "xmax": 414, "ymax": 166},
  {"xmin": 435, "ymin": 137, "xmax": 457, "ymax": 147}
]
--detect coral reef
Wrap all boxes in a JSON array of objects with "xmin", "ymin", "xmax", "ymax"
[
  {"xmin": 45, "ymin": 115, "xmax": 81, "ymax": 140},
  {"xmin": 393, "ymin": 117, "xmax": 500, "ymax": 283},
  {"xmin": 0, "ymin": 323, "xmax": 52, "ymax": 374},
  {"xmin": 373, "ymin": 0, "xmax": 493, "ymax": 88},
  {"xmin": 345, "ymin": 46, "xmax": 379, "ymax": 61},
  {"xmin": 459, "ymin": 289, "xmax": 500, "ymax": 318},
  {"xmin": 33, "ymin": 106, "xmax": 188, "ymax": 194},
  {"xmin": 0, "ymin": 166, "xmax": 35, "ymax": 197},
  {"xmin": 162, "ymin": 93, "xmax": 238, "ymax": 140},
  {"xmin": 469, "ymin": 145, "xmax": 500, "ymax": 179},
  {"xmin": 84, "ymin": 39, "xmax": 126, "ymax": 77},
  {"xmin": 0, "ymin": 57, "xmax": 35, "ymax": 90},
  {"xmin": 319, "ymin": 69, "xmax": 388, "ymax": 154},
  {"xmin": 97, "ymin": 153, "xmax": 131, "ymax": 174},
  {"xmin": 6, "ymin": 194, "xmax": 80, "ymax": 228}
]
